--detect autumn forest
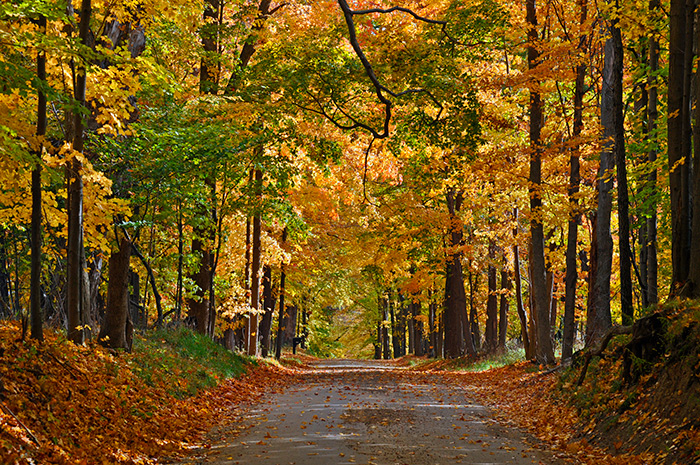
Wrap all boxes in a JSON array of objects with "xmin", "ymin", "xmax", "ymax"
[{"xmin": 3, "ymin": 0, "xmax": 700, "ymax": 462}]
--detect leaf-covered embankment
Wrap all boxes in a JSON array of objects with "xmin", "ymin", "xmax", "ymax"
[{"xmin": 0, "ymin": 322, "xmax": 291, "ymax": 464}]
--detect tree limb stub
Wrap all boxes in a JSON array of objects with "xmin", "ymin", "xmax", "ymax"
[{"xmin": 576, "ymin": 324, "xmax": 632, "ymax": 386}]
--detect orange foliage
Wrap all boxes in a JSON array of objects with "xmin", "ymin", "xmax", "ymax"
[{"xmin": 0, "ymin": 322, "xmax": 290, "ymax": 464}]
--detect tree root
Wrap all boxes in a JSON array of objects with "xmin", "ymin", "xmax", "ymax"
[{"xmin": 576, "ymin": 325, "xmax": 632, "ymax": 386}]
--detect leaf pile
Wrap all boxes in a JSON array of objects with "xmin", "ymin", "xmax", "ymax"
[{"xmin": 0, "ymin": 321, "xmax": 291, "ymax": 464}]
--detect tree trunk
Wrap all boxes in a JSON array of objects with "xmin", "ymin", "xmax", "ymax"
[
  {"xmin": 588, "ymin": 19, "xmax": 618, "ymax": 346},
  {"xmin": 382, "ymin": 296, "xmax": 391, "ymax": 359},
  {"xmin": 31, "ymin": 14, "xmax": 47, "ymax": 342},
  {"xmin": 610, "ymin": 1, "xmax": 633, "ymax": 323},
  {"xmin": 512, "ymin": 209, "xmax": 531, "ymax": 359},
  {"xmin": 413, "ymin": 300, "xmax": 424, "ymax": 356},
  {"xmin": 247, "ymin": 169, "xmax": 263, "ymax": 356},
  {"xmin": 468, "ymin": 271, "xmax": 480, "ymax": 351},
  {"xmin": 275, "ymin": 229, "xmax": 288, "ymax": 359},
  {"xmin": 99, "ymin": 237, "xmax": 133, "ymax": 350},
  {"xmin": 562, "ymin": 0, "xmax": 587, "ymax": 361},
  {"xmin": 645, "ymin": 0, "xmax": 659, "ymax": 305},
  {"xmin": 688, "ymin": 1, "xmax": 700, "ymax": 297},
  {"xmin": 486, "ymin": 243, "xmax": 498, "ymax": 353},
  {"xmin": 444, "ymin": 189, "xmax": 475, "ymax": 358},
  {"xmin": 66, "ymin": 0, "xmax": 92, "ymax": 345},
  {"xmin": 260, "ymin": 264, "xmax": 274, "ymax": 357},
  {"xmin": 498, "ymin": 269, "xmax": 510, "ymax": 350},
  {"xmin": 668, "ymin": 0, "xmax": 693, "ymax": 293},
  {"xmin": 526, "ymin": 0, "xmax": 555, "ymax": 364}
]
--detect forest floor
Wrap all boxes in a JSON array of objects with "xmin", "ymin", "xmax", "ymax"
[{"xmin": 2, "ymin": 310, "xmax": 700, "ymax": 464}]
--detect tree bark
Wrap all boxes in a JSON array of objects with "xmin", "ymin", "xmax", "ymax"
[
  {"xmin": 99, "ymin": 237, "xmax": 133, "ymax": 350},
  {"xmin": 468, "ymin": 270, "xmax": 481, "ymax": 351},
  {"xmin": 609, "ymin": 1, "xmax": 633, "ymax": 324},
  {"xmin": 247, "ymin": 169, "xmax": 263, "ymax": 356},
  {"xmin": 645, "ymin": 0, "xmax": 659, "ymax": 304},
  {"xmin": 668, "ymin": 0, "xmax": 693, "ymax": 293},
  {"xmin": 275, "ymin": 228, "xmax": 288, "ymax": 359},
  {"xmin": 688, "ymin": 0, "xmax": 700, "ymax": 297},
  {"xmin": 562, "ymin": 0, "xmax": 587, "ymax": 361},
  {"xmin": 31, "ymin": 14, "xmax": 47, "ymax": 342},
  {"xmin": 444, "ymin": 189, "xmax": 476, "ymax": 358},
  {"xmin": 588, "ymin": 22, "xmax": 618, "ymax": 346},
  {"xmin": 512, "ymin": 209, "xmax": 531, "ymax": 359},
  {"xmin": 66, "ymin": 0, "xmax": 92, "ymax": 345},
  {"xmin": 259, "ymin": 264, "xmax": 274, "ymax": 357},
  {"xmin": 486, "ymin": 242, "xmax": 498, "ymax": 353},
  {"xmin": 526, "ymin": 0, "xmax": 555, "ymax": 364},
  {"xmin": 498, "ymin": 269, "xmax": 510, "ymax": 350}
]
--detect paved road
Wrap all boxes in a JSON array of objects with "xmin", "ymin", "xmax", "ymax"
[{"xmin": 180, "ymin": 360, "xmax": 564, "ymax": 465}]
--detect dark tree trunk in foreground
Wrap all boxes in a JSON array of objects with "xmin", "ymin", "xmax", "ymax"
[
  {"xmin": 31, "ymin": 14, "xmax": 47, "ymax": 342},
  {"xmin": 645, "ymin": 0, "xmax": 659, "ymax": 305},
  {"xmin": 668, "ymin": 0, "xmax": 692, "ymax": 294},
  {"xmin": 588, "ymin": 17, "xmax": 619, "ymax": 346},
  {"xmin": 99, "ymin": 237, "xmax": 133, "ymax": 350}
]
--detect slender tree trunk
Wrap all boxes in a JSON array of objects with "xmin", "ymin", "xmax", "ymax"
[
  {"xmin": 610, "ymin": 0, "xmax": 633, "ymax": 323},
  {"xmin": 413, "ymin": 300, "xmax": 424, "ymax": 356},
  {"xmin": 646, "ymin": 0, "xmax": 659, "ymax": 304},
  {"xmin": 67, "ymin": 0, "xmax": 92, "ymax": 345},
  {"xmin": 247, "ymin": 169, "xmax": 263, "ymax": 356},
  {"xmin": 526, "ymin": 0, "xmax": 555, "ymax": 364},
  {"xmin": 31, "ymin": 15, "xmax": 47, "ymax": 342},
  {"xmin": 275, "ymin": 228, "xmax": 288, "ymax": 359},
  {"xmin": 468, "ymin": 271, "xmax": 481, "ymax": 351},
  {"xmin": 486, "ymin": 242, "xmax": 498, "ymax": 353},
  {"xmin": 429, "ymin": 298, "xmax": 437, "ymax": 357},
  {"xmin": 382, "ymin": 296, "xmax": 391, "ymax": 359},
  {"xmin": 512, "ymin": 209, "xmax": 531, "ymax": 359},
  {"xmin": 498, "ymin": 269, "xmax": 510, "ymax": 350},
  {"xmin": 562, "ymin": 0, "xmax": 587, "ymax": 361},
  {"xmin": 668, "ymin": 0, "xmax": 693, "ymax": 293}
]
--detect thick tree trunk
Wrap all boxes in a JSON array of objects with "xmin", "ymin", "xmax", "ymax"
[
  {"xmin": 668, "ymin": 0, "xmax": 692, "ymax": 293},
  {"xmin": 526, "ymin": 0, "xmax": 555, "ymax": 364},
  {"xmin": 99, "ymin": 237, "xmax": 133, "ymax": 350},
  {"xmin": 31, "ymin": 15, "xmax": 47, "ymax": 342},
  {"xmin": 589, "ymin": 20, "xmax": 619, "ymax": 345},
  {"xmin": 444, "ymin": 189, "xmax": 475, "ymax": 358},
  {"xmin": 688, "ymin": 2, "xmax": 700, "ymax": 297}
]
